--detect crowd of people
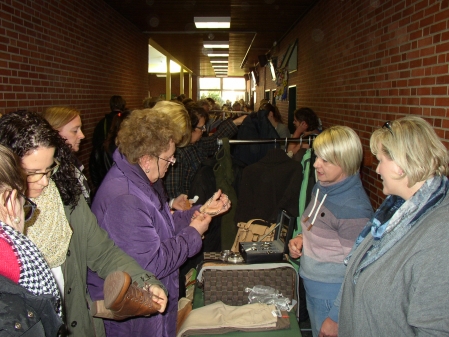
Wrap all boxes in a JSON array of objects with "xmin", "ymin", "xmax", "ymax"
[{"xmin": 0, "ymin": 93, "xmax": 448, "ymax": 337}]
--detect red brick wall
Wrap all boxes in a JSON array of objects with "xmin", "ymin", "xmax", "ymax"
[
  {"xmin": 0, "ymin": 0, "xmax": 149, "ymax": 167},
  {"xmin": 261, "ymin": 0, "xmax": 449, "ymax": 208}
]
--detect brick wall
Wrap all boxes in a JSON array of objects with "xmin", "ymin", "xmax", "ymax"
[
  {"xmin": 0, "ymin": 0, "xmax": 149, "ymax": 167},
  {"xmin": 260, "ymin": 0, "xmax": 449, "ymax": 208}
]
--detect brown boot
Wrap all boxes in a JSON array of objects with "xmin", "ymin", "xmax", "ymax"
[{"xmin": 103, "ymin": 271, "xmax": 161, "ymax": 321}]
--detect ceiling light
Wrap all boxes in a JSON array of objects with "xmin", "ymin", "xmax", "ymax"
[
  {"xmin": 194, "ymin": 17, "xmax": 230, "ymax": 29},
  {"xmin": 203, "ymin": 41, "xmax": 229, "ymax": 49},
  {"xmin": 156, "ymin": 74, "xmax": 167, "ymax": 77},
  {"xmin": 208, "ymin": 52, "xmax": 229, "ymax": 57}
]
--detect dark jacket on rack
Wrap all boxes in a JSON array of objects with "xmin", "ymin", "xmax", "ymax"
[
  {"xmin": 235, "ymin": 148, "xmax": 304, "ymax": 223},
  {"xmin": 89, "ymin": 110, "xmax": 119, "ymax": 189},
  {"xmin": 164, "ymin": 118, "xmax": 238, "ymax": 199},
  {"xmin": 232, "ymin": 109, "xmax": 280, "ymax": 166}
]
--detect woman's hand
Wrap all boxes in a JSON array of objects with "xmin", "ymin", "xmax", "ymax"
[
  {"xmin": 199, "ymin": 189, "xmax": 231, "ymax": 217},
  {"xmin": 318, "ymin": 317, "xmax": 338, "ymax": 337},
  {"xmin": 189, "ymin": 211, "xmax": 212, "ymax": 236},
  {"xmin": 147, "ymin": 285, "xmax": 168, "ymax": 313},
  {"xmin": 171, "ymin": 194, "xmax": 191, "ymax": 211},
  {"xmin": 288, "ymin": 234, "xmax": 303, "ymax": 259}
]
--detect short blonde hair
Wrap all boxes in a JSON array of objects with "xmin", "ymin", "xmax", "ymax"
[
  {"xmin": 313, "ymin": 125, "xmax": 363, "ymax": 176},
  {"xmin": 370, "ymin": 116, "xmax": 449, "ymax": 187},
  {"xmin": 153, "ymin": 101, "xmax": 191, "ymax": 147},
  {"xmin": 117, "ymin": 109, "xmax": 182, "ymax": 164},
  {"xmin": 41, "ymin": 106, "xmax": 80, "ymax": 130}
]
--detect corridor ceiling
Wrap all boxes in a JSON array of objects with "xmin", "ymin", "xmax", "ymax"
[{"xmin": 104, "ymin": 0, "xmax": 317, "ymax": 77}]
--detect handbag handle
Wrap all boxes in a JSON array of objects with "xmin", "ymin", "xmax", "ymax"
[{"xmin": 239, "ymin": 219, "xmax": 269, "ymax": 230}]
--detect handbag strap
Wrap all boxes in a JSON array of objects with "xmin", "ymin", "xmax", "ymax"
[{"xmin": 239, "ymin": 219, "xmax": 269, "ymax": 230}]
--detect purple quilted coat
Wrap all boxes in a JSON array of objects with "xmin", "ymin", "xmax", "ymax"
[{"xmin": 87, "ymin": 149, "xmax": 203, "ymax": 337}]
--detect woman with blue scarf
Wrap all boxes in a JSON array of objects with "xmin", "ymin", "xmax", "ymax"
[{"xmin": 339, "ymin": 116, "xmax": 449, "ymax": 336}]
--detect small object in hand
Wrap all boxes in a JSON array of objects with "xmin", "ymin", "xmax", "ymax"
[
  {"xmin": 184, "ymin": 199, "xmax": 192, "ymax": 210},
  {"xmin": 189, "ymin": 195, "xmax": 199, "ymax": 204}
]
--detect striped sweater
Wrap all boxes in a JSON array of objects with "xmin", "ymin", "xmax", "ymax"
[{"xmin": 300, "ymin": 174, "xmax": 372, "ymax": 283}]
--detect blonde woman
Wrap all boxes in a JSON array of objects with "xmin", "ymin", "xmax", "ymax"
[
  {"xmin": 288, "ymin": 126, "xmax": 373, "ymax": 337},
  {"xmin": 339, "ymin": 116, "xmax": 449, "ymax": 336},
  {"xmin": 41, "ymin": 106, "xmax": 90, "ymax": 204}
]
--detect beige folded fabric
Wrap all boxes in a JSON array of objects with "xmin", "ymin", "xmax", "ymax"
[
  {"xmin": 177, "ymin": 302, "xmax": 279, "ymax": 337},
  {"xmin": 177, "ymin": 298, "xmax": 193, "ymax": 334}
]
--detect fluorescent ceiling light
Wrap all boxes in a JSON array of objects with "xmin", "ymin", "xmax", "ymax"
[
  {"xmin": 216, "ymin": 75, "xmax": 228, "ymax": 77},
  {"xmin": 208, "ymin": 52, "xmax": 229, "ymax": 57},
  {"xmin": 212, "ymin": 65, "xmax": 228, "ymax": 68},
  {"xmin": 203, "ymin": 41, "xmax": 229, "ymax": 49},
  {"xmin": 194, "ymin": 17, "xmax": 230, "ymax": 29},
  {"xmin": 156, "ymin": 74, "xmax": 167, "ymax": 77}
]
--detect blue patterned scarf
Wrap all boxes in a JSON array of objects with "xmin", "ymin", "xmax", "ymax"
[{"xmin": 345, "ymin": 175, "xmax": 449, "ymax": 283}]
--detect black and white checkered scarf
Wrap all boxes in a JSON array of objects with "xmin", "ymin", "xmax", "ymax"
[{"xmin": 0, "ymin": 221, "xmax": 62, "ymax": 316}]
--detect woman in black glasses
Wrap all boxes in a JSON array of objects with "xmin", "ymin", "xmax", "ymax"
[
  {"xmin": 0, "ymin": 144, "xmax": 62, "ymax": 336},
  {"xmin": 87, "ymin": 109, "xmax": 230, "ymax": 337},
  {"xmin": 338, "ymin": 116, "xmax": 449, "ymax": 336},
  {"xmin": 0, "ymin": 110, "xmax": 168, "ymax": 337}
]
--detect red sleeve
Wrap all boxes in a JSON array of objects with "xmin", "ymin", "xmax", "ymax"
[{"xmin": 0, "ymin": 238, "xmax": 20, "ymax": 283}]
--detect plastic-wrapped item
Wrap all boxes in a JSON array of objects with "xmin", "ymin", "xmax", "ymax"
[
  {"xmin": 245, "ymin": 285, "xmax": 278, "ymax": 296},
  {"xmin": 245, "ymin": 285, "xmax": 294, "ymax": 311}
]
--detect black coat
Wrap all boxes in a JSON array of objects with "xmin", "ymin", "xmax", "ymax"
[
  {"xmin": 232, "ymin": 109, "xmax": 280, "ymax": 166},
  {"xmin": 235, "ymin": 148, "xmax": 304, "ymax": 223},
  {"xmin": 0, "ymin": 275, "xmax": 62, "ymax": 337}
]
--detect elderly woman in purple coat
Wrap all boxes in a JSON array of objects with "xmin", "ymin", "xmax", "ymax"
[{"xmin": 87, "ymin": 109, "xmax": 230, "ymax": 337}]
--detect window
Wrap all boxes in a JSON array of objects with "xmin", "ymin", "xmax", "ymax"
[
  {"xmin": 199, "ymin": 77, "xmax": 221, "ymax": 89},
  {"xmin": 198, "ymin": 77, "xmax": 247, "ymax": 107},
  {"xmin": 223, "ymin": 77, "xmax": 245, "ymax": 90}
]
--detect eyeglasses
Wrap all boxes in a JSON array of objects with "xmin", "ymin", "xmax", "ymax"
[
  {"xmin": 18, "ymin": 191, "xmax": 37, "ymax": 221},
  {"xmin": 26, "ymin": 159, "xmax": 60, "ymax": 183},
  {"xmin": 156, "ymin": 155, "xmax": 176, "ymax": 166},
  {"xmin": 383, "ymin": 121, "xmax": 394, "ymax": 136},
  {"xmin": 195, "ymin": 125, "xmax": 206, "ymax": 132}
]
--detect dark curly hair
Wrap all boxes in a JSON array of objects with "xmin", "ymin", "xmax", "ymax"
[{"xmin": 0, "ymin": 110, "xmax": 81, "ymax": 208}]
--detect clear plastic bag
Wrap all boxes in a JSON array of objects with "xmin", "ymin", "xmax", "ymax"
[{"xmin": 245, "ymin": 285, "xmax": 294, "ymax": 311}]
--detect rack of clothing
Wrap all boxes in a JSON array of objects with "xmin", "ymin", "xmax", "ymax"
[
  {"xmin": 217, "ymin": 135, "xmax": 316, "ymax": 147},
  {"xmin": 207, "ymin": 111, "xmax": 250, "ymax": 134}
]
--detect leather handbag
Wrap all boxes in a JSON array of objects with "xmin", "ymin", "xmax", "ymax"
[{"xmin": 231, "ymin": 219, "xmax": 276, "ymax": 252}]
